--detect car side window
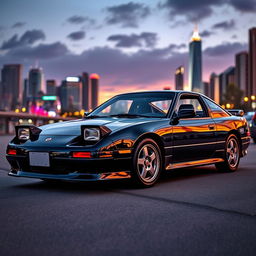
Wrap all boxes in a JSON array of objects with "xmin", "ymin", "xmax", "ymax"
[
  {"xmin": 203, "ymin": 98, "xmax": 229, "ymax": 118},
  {"xmin": 177, "ymin": 96, "xmax": 208, "ymax": 118}
]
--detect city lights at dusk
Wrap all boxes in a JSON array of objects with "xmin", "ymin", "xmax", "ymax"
[
  {"xmin": 1, "ymin": 1, "xmax": 256, "ymax": 256},
  {"xmin": 1, "ymin": 0, "xmax": 256, "ymax": 102}
]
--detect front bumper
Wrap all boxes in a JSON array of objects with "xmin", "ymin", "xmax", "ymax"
[
  {"xmin": 6, "ymin": 151, "xmax": 132, "ymax": 181},
  {"xmin": 8, "ymin": 169, "xmax": 131, "ymax": 181}
]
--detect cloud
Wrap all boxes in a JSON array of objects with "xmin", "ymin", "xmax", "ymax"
[
  {"xmin": 200, "ymin": 30, "xmax": 215, "ymax": 37},
  {"xmin": 0, "ymin": 39, "xmax": 248, "ymax": 93},
  {"xmin": 212, "ymin": 19, "xmax": 235, "ymax": 30},
  {"xmin": 6, "ymin": 42, "xmax": 70, "ymax": 59},
  {"xmin": 229, "ymin": 0, "xmax": 256, "ymax": 12},
  {"xmin": 158, "ymin": 0, "xmax": 224, "ymax": 22},
  {"xmin": 158, "ymin": 0, "xmax": 256, "ymax": 22},
  {"xmin": 204, "ymin": 42, "xmax": 247, "ymax": 56},
  {"xmin": 1, "ymin": 29, "xmax": 45, "ymax": 50},
  {"xmin": 67, "ymin": 15, "xmax": 96, "ymax": 26},
  {"xmin": 105, "ymin": 2, "xmax": 150, "ymax": 28},
  {"xmin": 12, "ymin": 22, "xmax": 26, "ymax": 28},
  {"xmin": 67, "ymin": 31, "xmax": 86, "ymax": 41},
  {"xmin": 107, "ymin": 32, "xmax": 158, "ymax": 48}
]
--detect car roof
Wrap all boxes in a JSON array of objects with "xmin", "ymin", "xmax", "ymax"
[{"xmin": 114, "ymin": 90, "xmax": 202, "ymax": 96}]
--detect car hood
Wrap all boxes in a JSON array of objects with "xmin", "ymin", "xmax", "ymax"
[{"xmin": 40, "ymin": 117, "xmax": 158, "ymax": 136}]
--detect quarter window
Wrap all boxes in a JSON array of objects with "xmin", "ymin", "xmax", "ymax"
[{"xmin": 204, "ymin": 98, "xmax": 229, "ymax": 118}]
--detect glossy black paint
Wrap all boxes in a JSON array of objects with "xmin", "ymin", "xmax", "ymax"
[{"xmin": 6, "ymin": 91, "xmax": 250, "ymax": 181}]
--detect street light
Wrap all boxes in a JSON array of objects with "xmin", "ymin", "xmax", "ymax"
[
  {"xmin": 251, "ymin": 95, "xmax": 256, "ymax": 101},
  {"xmin": 244, "ymin": 97, "xmax": 249, "ymax": 102}
]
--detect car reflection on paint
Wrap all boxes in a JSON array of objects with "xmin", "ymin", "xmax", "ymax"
[{"xmin": 6, "ymin": 91, "xmax": 250, "ymax": 187}]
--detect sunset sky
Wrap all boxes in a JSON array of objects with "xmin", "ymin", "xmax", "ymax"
[{"xmin": 1, "ymin": 0, "xmax": 256, "ymax": 102}]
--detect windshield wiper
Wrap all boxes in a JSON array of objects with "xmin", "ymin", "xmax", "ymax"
[
  {"xmin": 84, "ymin": 115, "xmax": 102, "ymax": 119},
  {"xmin": 109, "ymin": 114, "xmax": 151, "ymax": 118}
]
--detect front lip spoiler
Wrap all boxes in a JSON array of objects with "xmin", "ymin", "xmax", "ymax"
[{"xmin": 8, "ymin": 170, "xmax": 131, "ymax": 181}]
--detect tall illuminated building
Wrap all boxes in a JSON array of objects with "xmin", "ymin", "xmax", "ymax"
[
  {"xmin": 209, "ymin": 73, "xmax": 220, "ymax": 103},
  {"xmin": 60, "ymin": 77, "xmax": 82, "ymax": 112},
  {"xmin": 235, "ymin": 52, "xmax": 248, "ymax": 96},
  {"xmin": 1, "ymin": 64, "xmax": 23, "ymax": 110},
  {"xmin": 219, "ymin": 67, "xmax": 235, "ymax": 103},
  {"xmin": 249, "ymin": 27, "xmax": 256, "ymax": 96},
  {"xmin": 188, "ymin": 25, "xmax": 202, "ymax": 93},
  {"xmin": 90, "ymin": 73, "xmax": 99, "ymax": 110},
  {"xmin": 46, "ymin": 80, "xmax": 56, "ymax": 95},
  {"xmin": 203, "ymin": 82, "xmax": 210, "ymax": 97},
  {"xmin": 175, "ymin": 66, "xmax": 184, "ymax": 90},
  {"xmin": 81, "ymin": 72, "xmax": 91, "ymax": 111},
  {"xmin": 28, "ymin": 68, "xmax": 44, "ymax": 98}
]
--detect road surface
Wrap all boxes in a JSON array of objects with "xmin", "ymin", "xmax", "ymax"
[{"xmin": 0, "ymin": 135, "xmax": 256, "ymax": 256}]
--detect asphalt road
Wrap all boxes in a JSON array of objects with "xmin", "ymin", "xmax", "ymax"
[{"xmin": 0, "ymin": 135, "xmax": 256, "ymax": 256}]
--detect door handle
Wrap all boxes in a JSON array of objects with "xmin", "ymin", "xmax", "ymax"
[{"xmin": 208, "ymin": 125, "xmax": 215, "ymax": 130}]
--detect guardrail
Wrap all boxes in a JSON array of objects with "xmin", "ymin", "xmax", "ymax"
[{"xmin": 0, "ymin": 111, "xmax": 75, "ymax": 135}]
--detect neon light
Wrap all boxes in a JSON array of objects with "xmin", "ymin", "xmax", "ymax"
[
  {"xmin": 66, "ymin": 76, "xmax": 80, "ymax": 82},
  {"xmin": 90, "ymin": 73, "xmax": 100, "ymax": 80},
  {"xmin": 42, "ymin": 96, "xmax": 57, "ymax": 101}
]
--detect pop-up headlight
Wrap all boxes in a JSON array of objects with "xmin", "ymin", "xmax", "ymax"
[
  {"xmin": 81, "ymin": 126, "xmax": 111, "ymax": 143},
  {"xmin": 84, "ymin": 128, "xmax": 100, "ymax": 141},
  {"xmin": 18, "ymin": 128, "xmax": 30, "ymax": 141}
]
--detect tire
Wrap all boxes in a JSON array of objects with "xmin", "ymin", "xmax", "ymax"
[
  {"xmin": 215, "ymin": 134, "xmax": 240, "ymax": 172},
  {"xmin": 131, "ymin": 138, "xmax": 162, "ymax": 187}
]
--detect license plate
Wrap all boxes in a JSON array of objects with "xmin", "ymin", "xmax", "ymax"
[{"xmin": 29, "ymin": 152, "xmax": 50, "ymax": 167}]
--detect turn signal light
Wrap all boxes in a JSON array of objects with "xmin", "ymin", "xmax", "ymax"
[
  {"xmin": 7, "ymin": 149, "xmax": 17, "ymax": 155},
  {"xmin": 72, "ymin": 152, "xmax": 91, "ymax": 158}
]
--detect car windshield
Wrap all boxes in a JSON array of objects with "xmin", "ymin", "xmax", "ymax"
[{"xmin": 88, "ymin": 92, "xmax": 175, "ymax": 118}]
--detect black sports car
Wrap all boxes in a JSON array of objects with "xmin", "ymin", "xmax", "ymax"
[{"xmin": 6, "ymin": 91, "xmax": 250, "ymax": 187}]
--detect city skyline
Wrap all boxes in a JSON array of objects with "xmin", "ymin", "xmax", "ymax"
[{"xmin": 1, "ymin": 0, "xmax": 256, "ymax": 101}]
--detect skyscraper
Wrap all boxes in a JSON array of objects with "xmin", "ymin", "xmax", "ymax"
[
  {"xmin": 46, "ymin": 80, "xmax": 57, "ymax": 95},
  {"xmin": 235, "ymin": 52, "xmax": 248, "ymax": 96},
  {"xmin": 188, "ymin": 25, "xmax": 202, "ymax": 93},
  {"xmin": 175, "ymin": 66, "xmax": 184, "ymax": 90},
  {"xmin": 203, "ymin": 82, "xmax": 210, "ymax": 97},
  {"xmin": 209, "ymin": 73, "xmax": 220, "ymax": 103},
  {"xmin": 219, "ymin": 66, "xmax": 235, "ymax": 103},
  {"xmin": 28, "ymin": 68, "xmax": 44, "ymax": 99},
  {"xmin": 1, "ymin": 64, "xmax": 23, "ymax": 110},
  {"xmin": 90, "ymin": 73, "xmax": 99, "ymax": 110},
  {"xmin": 60, "ymin": 77, "xmax": 82, "ymax": 112},
  {"xmin": 81, "ymin": 72, "xmax": 91, "ymax": 111},
  {"xmin": 249, "ymin": 27, "xmax": 256, "ymax": 96}
]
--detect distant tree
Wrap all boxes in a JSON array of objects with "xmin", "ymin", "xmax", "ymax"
[{"xmin": 223, "ymin": 84, "xmax": 244, "ymax": 109}]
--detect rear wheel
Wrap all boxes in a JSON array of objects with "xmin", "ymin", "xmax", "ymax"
[
  {"xmin": 215, "ymin": 134, "xmax": 240, "ymax": 172},
  {"xmin": 131, "ymin": 139, "xmax": 162, "ymax": 187}
]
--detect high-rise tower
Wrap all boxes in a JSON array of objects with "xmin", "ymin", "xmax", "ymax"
[
  {"xmin": 188, "ymin": 25, "xmax": 202, "ymax": 93},
  {"xmin": 90, "ymin": 73, "xmax": 99, "ymax": 110},
  {"xmin": 175, "ymin": 66, "xmax": 184, "ymax": 90},
  {"xmin": 28, "ymin": 67, "xmax": 44, "ymax": 99},
  {"xmin": 249, "ymin": 27, "xmax": 256, "ymax": 96},
  {"xmin": 1, "ymin": 64, "xmax": 23, "ymax": 110}
]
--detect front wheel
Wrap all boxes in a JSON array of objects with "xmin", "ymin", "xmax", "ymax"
[
  {"xmin": 215, "ymin": 134, "xmax": 240, "ymax": 172},
  {"xmin": 131, "ymin": 138, "xmax": 162, "ymax": 187}
]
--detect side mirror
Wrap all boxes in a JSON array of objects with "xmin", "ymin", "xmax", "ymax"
[
  {"xmin": 84, "ymin": 112, "xmax": 90, "ymax": 117},
  {"xmin": 236, "ymin": 110, "xmax": 244, "ymax": 117},
  {"xmin": 178, "ymin": 109, "xmax": 196, "ymax": 119}
]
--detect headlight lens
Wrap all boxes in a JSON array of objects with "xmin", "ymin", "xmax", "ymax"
[
  {"xmin": 84, "ymin": 128, "xmax": 100, "ymax": 141},
  {"xmin": 18, "ymin": 128, "xmax": 30, "ymax": 140}
]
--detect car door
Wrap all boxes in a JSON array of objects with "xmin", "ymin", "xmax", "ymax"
[{"xmin": 171, "ymin": 93, "xmax": 216, "ymax": 163}]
